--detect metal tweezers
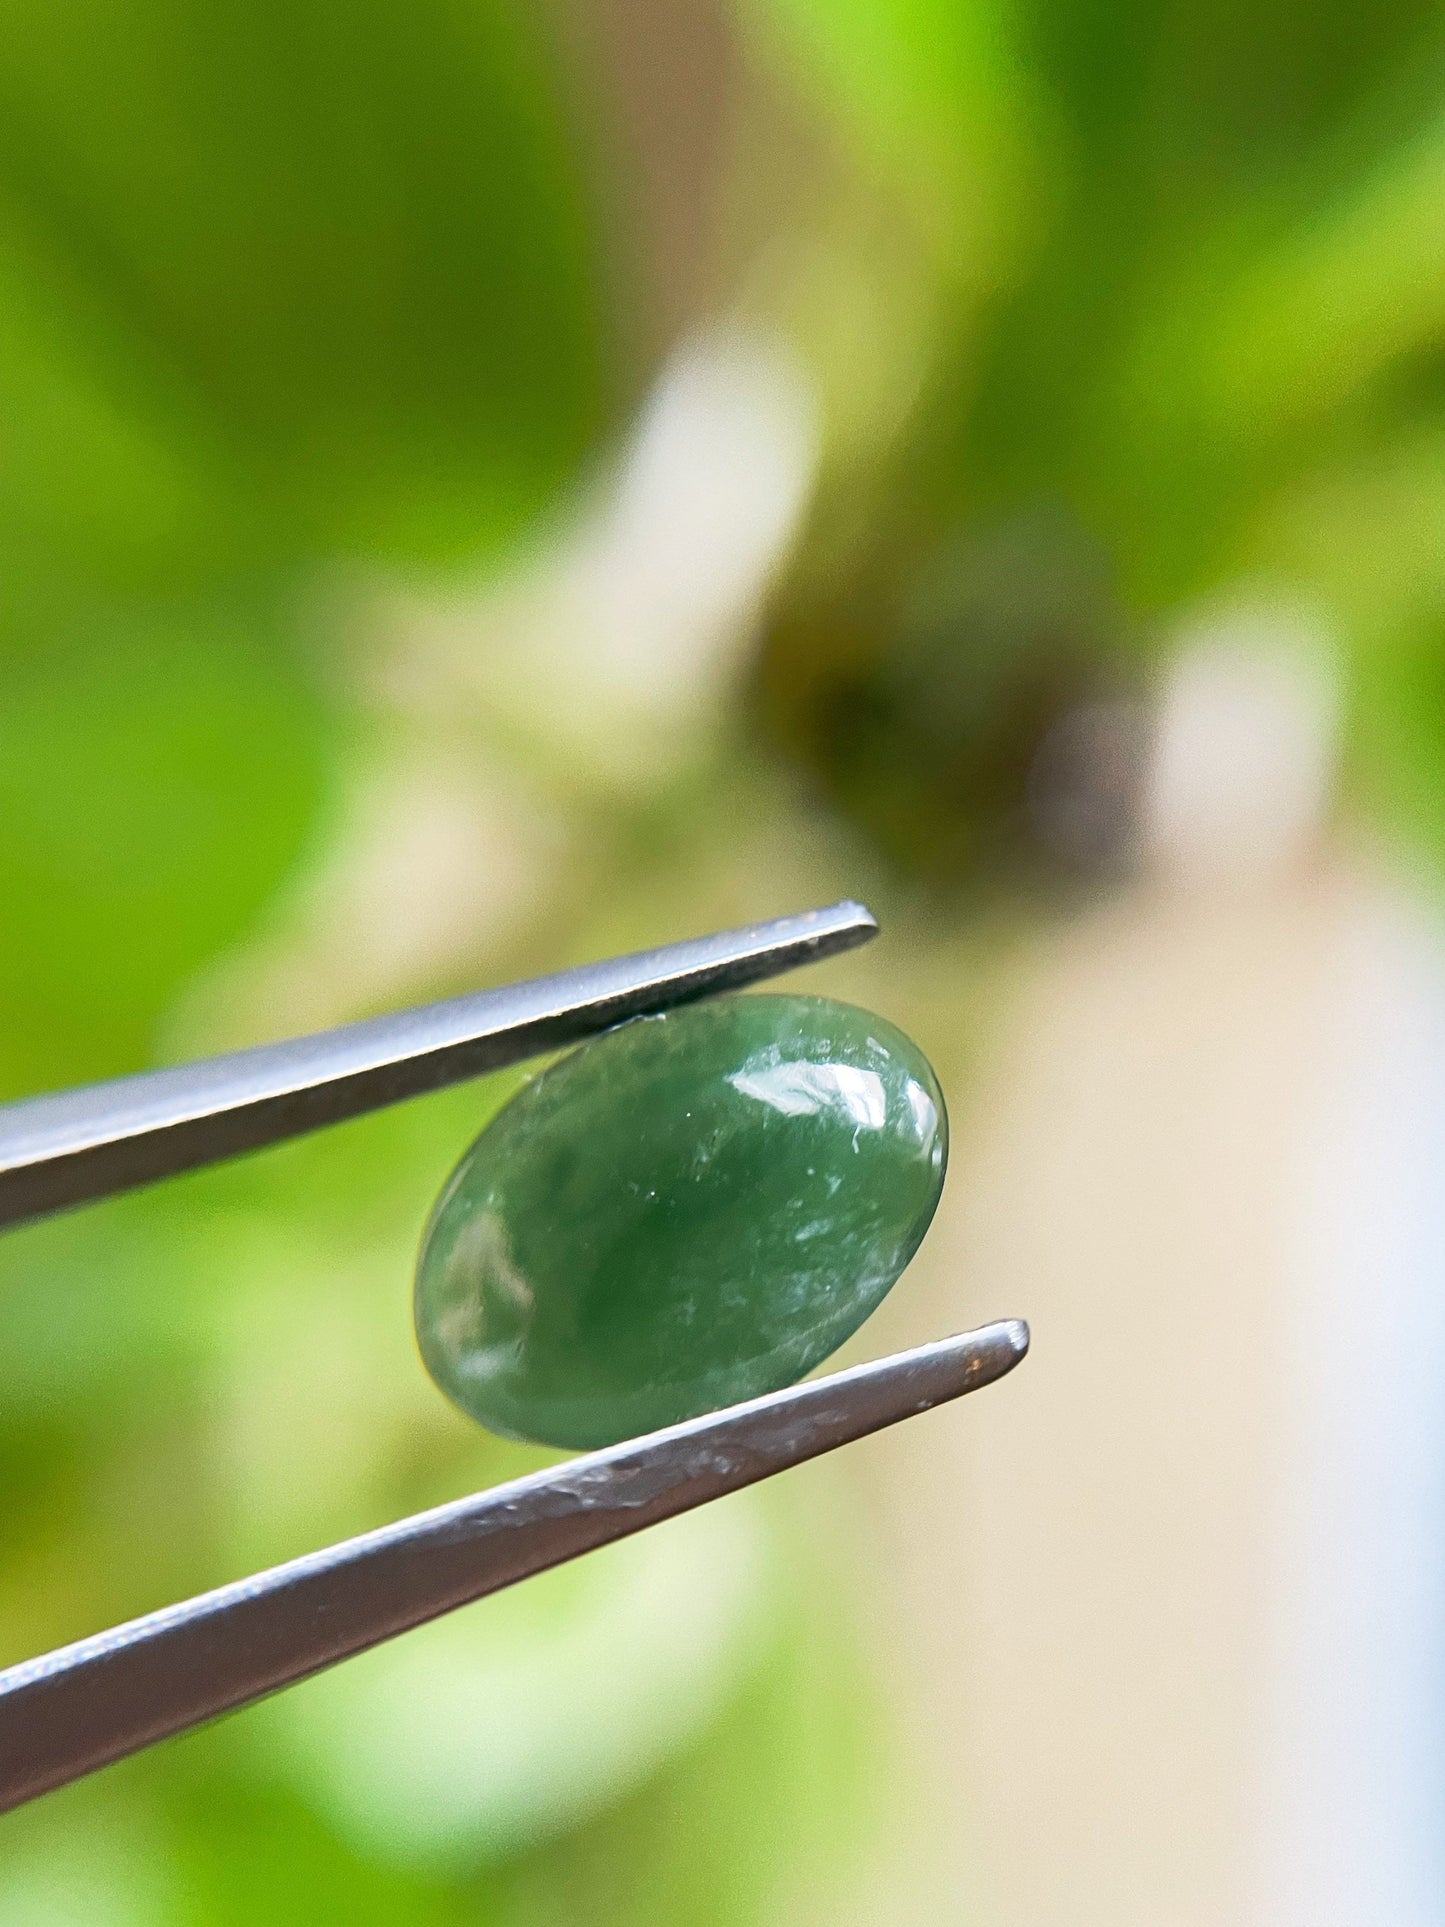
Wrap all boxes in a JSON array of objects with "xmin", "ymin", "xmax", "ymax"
[{"xmin": 0, "ymin": 901, "xmax": 1027, "ymax": 1814}]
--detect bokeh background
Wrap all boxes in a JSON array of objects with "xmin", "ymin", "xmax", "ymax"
[{"xmin": 5, "ymin": 2, "xmax": 1445, "ymax": 1921}]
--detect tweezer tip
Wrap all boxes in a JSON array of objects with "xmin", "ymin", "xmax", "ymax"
[
  {"xmin": 1004, "ymin": 1318, "xmax": 1030, "ymax": 1359},
  {"xmin": 834, "ymin": 898, "xmax": 879, "ymax": 933}
]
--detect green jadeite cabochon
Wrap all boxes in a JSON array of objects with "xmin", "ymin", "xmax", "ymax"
[{"xmin": 414, "ymin": 993, "xmax": 948, "ymax": 1448}]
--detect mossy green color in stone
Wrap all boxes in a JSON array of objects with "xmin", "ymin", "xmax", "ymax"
[{"xmin": 414, "ymin": 994, "xmax": 948, "ymax": 1449}]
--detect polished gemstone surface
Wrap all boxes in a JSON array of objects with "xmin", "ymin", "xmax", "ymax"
[{"xmin": 414, "ymin": 994, "xmax": 948, "ymax": 1448}]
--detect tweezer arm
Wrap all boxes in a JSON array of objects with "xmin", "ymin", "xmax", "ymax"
[
  {"xmin": 0, "ymin": 900, "xmax": 875, "ymax": 1229},
  {"xmin": 0, "ymin": 1319, "xmax": 1027, "ymax": 1815}
]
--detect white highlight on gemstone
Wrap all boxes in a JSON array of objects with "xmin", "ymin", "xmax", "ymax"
[
  {"xmin": 905, "ymin": 1078, "xmax": 939, "ymax": 1145},
  {"xmin": 728, "ymin": 1060, "xmax": 887, "ymax": 1131}
]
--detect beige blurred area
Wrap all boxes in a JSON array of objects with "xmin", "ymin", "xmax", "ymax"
[{"xmin": 830, "ymin": 634, "xmax": 1445, "ymax": 1924}]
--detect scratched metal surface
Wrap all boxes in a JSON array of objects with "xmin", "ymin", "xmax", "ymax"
[{"xmin": 0, "ymin": 1319, "xmax": 1026, "ymax": 1813}]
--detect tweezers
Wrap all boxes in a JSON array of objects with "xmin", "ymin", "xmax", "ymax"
[{"xmin": 0, "ymin": 901, "xmax": 1028, "ymax": 1814}]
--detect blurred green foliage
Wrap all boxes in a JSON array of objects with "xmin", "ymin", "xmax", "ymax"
[
  {"xmin": 0, "ymin": 7, "xmax": 888, "ymax": 1919},
  {"xmin": 0, "ymin": 0, "xmax": 614, "ymax": 585},
  {"xmin": 0, "ymin": 607, "xmax": 324, "ymax": 1093},
  {"xmin": 5, "ymin": 0, "xmax": 1445, "ymax": 1919},
  {"xmin": 752, "ymin": 0, "xmax": 1445, "ymax": 883}
]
